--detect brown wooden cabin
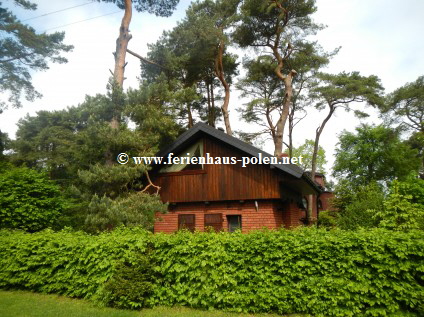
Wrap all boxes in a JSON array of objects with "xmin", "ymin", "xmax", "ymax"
[{"xmin": 150, "ymin": 123, "xmax": 326, "ymax": 233}]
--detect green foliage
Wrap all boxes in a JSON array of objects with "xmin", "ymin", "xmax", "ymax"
[
  {"xmin": 0, "ymin": 1, "xmax": 73, "ymax": 109},
  {"xmin": 84, "ymin": 192, "xmax": 167, "ymax": 233},
  {"xmin": 1, "ymin": 228, "xmax": 423, "ymax": 316},
  {"xmin": 333, "ymin": 124, "xmax": 421, "ymax": 186},
  {"xmin": 383, "ymin": 75, "xmax": 424, "ymax": 133},
  {"xmin": 406, "ymin": 131, "xmax": 424, "ymax": 176},
  {"xmin": 11, "ymin": 102, "xmax": 158, "ymax": 184},
  {"xmin": 311, "ymin": 71, "xmax": 385, "ymax": 110},
  {"xmin": 140, "ymin": 0, "xmax": 239, "ymax": 128},
  {"xmin": 0, "ymin": 130, "xmax": 10, "ymax": 160},
  {"xmin": 97, "ymin": 0, "xmax": 179, "ymax": 17},
  {"xmin": 100, "ymin": 248, "xmax": 155, "ymax": 309},
  {"xmin": 317, "ymin": 210, "xmax": 338, "ymax": 229},
  {"xmin": 334, "ymin": 181, "xmax": 385, "ymax": 230},
  {"xmin": 0, "ymin": 166, "xmax": 65, "ymax": 232},
  {"xmin": 234, "ymin": 0, "xmax": 320, "ymax": 49},
  {"xmin": 152, "ymin": 229, "xmax": 424, "ymax": 316},
  {"xmin": 333, "ymin": 176, "xmax": 424, "ymax": 231},
  {"xmin": 285, "ymin": 139, "xmax": 327, "ymax": 172},
  {"xmin": 0, "ymin": 228, "xmax": 152, "ymax": 301},
  {"xmin": 397, "ymin": 175, "xmax": 424, "ymax": 206},
  {"xmin": 374, "ymin": 180, "xmax": 424, "ymax": 231},
  {"xmin": 9, "ymin": 90, "xmax": 170, "ymax": 232},
  {"xmin": 235, "ymin": 23, "xmax": 333, "ymax": 149},
  {"xmin": 236, "ymin": 55, "xmax": 281, "ymax": 125},
  {"xmin": 126, "ymin": 76, "xmax": 186, "ymax": 145},
  {"xmin": 77, "ymin": 164, "xmax": 147, "ymax": 199}
]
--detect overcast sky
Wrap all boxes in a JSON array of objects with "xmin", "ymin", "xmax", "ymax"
[{"xmin": 1, "ymin": 0, "xmax": 423, "ymax": 173}]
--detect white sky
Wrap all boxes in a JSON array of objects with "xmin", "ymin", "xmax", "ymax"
[{"xmin": 1, "ymin": 0, "xmax": 423, "ymax": 174}]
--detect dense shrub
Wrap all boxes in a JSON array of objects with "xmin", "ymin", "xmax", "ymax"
[
  {"xmin": 317, "ymin": 210, "xmax": 338, "ymax": 228},
  {"xmin": 152, "ymin": 229, "xmax": 424, "ymax": 316},
  {"xmin": 1, "ymin": 228, "xmax": 423, "ymax": 316},
  {"xmin": 0, "ymin": 228, "xmax": 152, "ymax": 302},
  {"xmin": 334, "ymin": 181, "xmax": 385, "ymax": 230},
  {"xmin": 0, "ymin": 166, "xmax": 65, "ymax": 231},
  {"xmin": 99, "ymin": 247, "xmax": 155, "ymax": 309},
  {"xmin": 374, "ymin": 180, "xmax": 424, "ymax": 230}
]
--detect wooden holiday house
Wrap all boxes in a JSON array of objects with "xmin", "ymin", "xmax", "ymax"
[{"xmin": 150, "ymin": 122, "xmax": 329, "ymax": 233}]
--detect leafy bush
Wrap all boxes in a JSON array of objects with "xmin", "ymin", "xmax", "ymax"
[
  {"xmin": 335, "ymin": 181, "xmax": 385, "ymax": 230},
  {"xmin": 0, "ymin": 166, "xmax": 65, "ymax": 232},
  {"xmin": 397, "ymin": 175, "xmax": 424, "ymax": 205},
  {"xmin": 1, "ymin": 228, "xmax": 423, "ymax": 316},
  {"xmin": 99, "ymin": 248, "xmax": 155, "ymax": 309},
  {"xmin": 151, "ymin": 229, "xmax": 424, "ymax": 316},
  {"xmin": 333, "ymin": 177, "xmax": 424, "ymax": 231},
  {"xmin": 374, "ymin": 180, "xmax": 424, "ymax": 230},
  {"xmin": 317, "ymin": 210, "xmax": 338, "ymax": 228},
  {"xmin": 0, "ymin": 228, "xmax": 152, "ymax": 302}
]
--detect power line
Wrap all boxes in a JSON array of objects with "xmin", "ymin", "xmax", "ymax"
[
  {"xmin": 22, "ymin": 2, "xmax": 96, "ymax": 22},
  {"xmin": 44, "ymin": 10, "xmax": 121, "ymax": 32}
]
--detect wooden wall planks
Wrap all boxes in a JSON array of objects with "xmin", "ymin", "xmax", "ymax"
[{"xmin": 151, "ymin": 137, "xmax": 285, "ymax": 203}]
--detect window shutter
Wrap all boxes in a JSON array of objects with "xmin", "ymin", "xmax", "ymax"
[
  {"xmin": 178, "ymin": 214, "xmax": 195, "ymax": 232},
  {"xmin": 204, "ymin": 213, "xmax": 223, "ymax": 232}
]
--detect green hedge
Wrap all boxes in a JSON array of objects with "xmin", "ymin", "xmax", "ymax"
[
  {"xmin": 1, "ymin": 228, "xmax": 423, "ymax": 316},
  {"xmin": 0, "ymin": 228, "xmax": 152, "ymax": 304}
]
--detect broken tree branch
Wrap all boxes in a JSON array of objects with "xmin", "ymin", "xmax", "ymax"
[
  {"xmin": 126, "ymin": 48, "xmax": 165, "ymax": 69},
  {"xmin": 141, "ymin": 170, "xmax": 161, "ymax": 195}
]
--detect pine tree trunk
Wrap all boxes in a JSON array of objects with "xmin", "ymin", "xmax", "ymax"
[
  {"xmin": 306, "ymin": 104, "xmax": 335, "ymax": 223},
  {"xmin": 206, "ymin": 82, "xmax": 212, "ymax": 126},
  {"xmin": 214, "ymin": 38, "xmax": 232, "ymax": 136},
  {"xmin": 111, "ymin": 0, "xmax": 132, "ymax": 129},
  {"xmin": 187, "ymin": 104, "xmax": 194, "ymax": 128},
  {"xmin": 106, "ymin": 0, "xmax": 132, "ymax": 165},
  {"xmin": 273, "ymin": 70, "xmax": 296, "ymax": 156},
  {"xmin": 210, "ymin": 82, "xmax": 216, "ymax": 128}
]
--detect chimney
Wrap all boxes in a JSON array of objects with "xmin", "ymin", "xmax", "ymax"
[{"xmin": 278, "ymin": 153, "xmax": 289, "ymax": 158}]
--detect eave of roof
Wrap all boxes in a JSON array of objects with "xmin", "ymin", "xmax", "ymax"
[{"xmin": 155, "ymin": 122, "xmax": 322, "ymax": 193}]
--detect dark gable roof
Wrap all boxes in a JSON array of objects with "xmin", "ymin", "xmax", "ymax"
[{"xmin": 156, "ymin": 122, "xmax": 321, "ymax": 193}]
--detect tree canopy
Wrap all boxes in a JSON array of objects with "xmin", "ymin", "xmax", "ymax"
[
  {"xmin": 333, "ymin": 124, "xmax": 421, "ymax": 186},
  {"xmin": 98, "ymin": 0, "xmax": 179, "ymax": 16},
  {"xmin": 233, "ymin": 0, "xmax": 321, "ymax": 155},
  {"xmin": 383, "ymin": 76, "xmax": 424, "ymax": 133},
  {"xmin": 0, "ymin": 0, "xmax": 73, "ymax": 109}
]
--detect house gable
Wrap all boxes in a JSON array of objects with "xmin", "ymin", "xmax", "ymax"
[{"xmin": 150, "ymin": 123, "xmax": 320, "ymax": 204}]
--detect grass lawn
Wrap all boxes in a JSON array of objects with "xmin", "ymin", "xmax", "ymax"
[{"xmin": 0, "ymin": 290, "xmax": 305, "ymax": 317}]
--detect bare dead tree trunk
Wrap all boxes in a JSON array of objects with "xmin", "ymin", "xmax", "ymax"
[
  {"xmin": 111, "ymin": 0, "xmax": 132, "ymax": 130},
  {"xmin": 105, "ymin": 0, "xmax": 132, "ymax": 166},
  {"xmin": 214, "ymin": 38, "xmax": 232, "ymax": 136}
]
